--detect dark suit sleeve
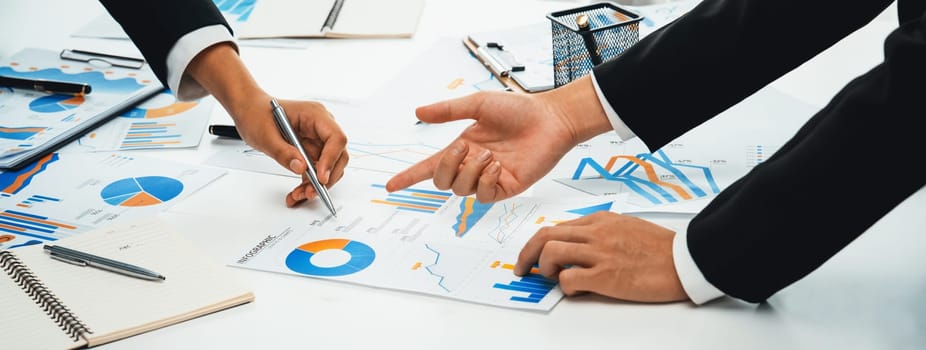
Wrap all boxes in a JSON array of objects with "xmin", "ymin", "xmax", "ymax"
[
  {"xmin": 594, "ymin": 0, "xmax": 926, "ymax": 302},
  {"xmin": 593, "ymin": 0, "xmax": 894, "ymax": 151},
  {"xmin": 98, "ymin": 0, "xmax": 232, "ymax": 88},
  {"xmin": 686, "ymin": 12, "xmax": 926, "ymax": 302}
]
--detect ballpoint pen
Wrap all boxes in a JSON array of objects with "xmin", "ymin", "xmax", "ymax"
[
  {"xmin": 0, "ymin": 75, "xmax": 92, "ymax": 96},
  {"xmin": 270, "ymin": 98, "xmax": 338, "ymax": 217},
  {"xmin": 43, "ymin": 244, "xmax": 165, "ymax": 281}
]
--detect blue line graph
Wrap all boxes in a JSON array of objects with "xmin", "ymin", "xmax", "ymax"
[
  {"xmin": 567, "ymin": 149, "xmax": 720, "ymax": 205},
  {"xmin": 423, "ymin": 244, "xmax": 451, "ymax": 292}
]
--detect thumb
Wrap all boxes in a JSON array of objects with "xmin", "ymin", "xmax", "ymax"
[{"xmin": 415, "ymin": 92, "xmax": 489, "ymax": 124}]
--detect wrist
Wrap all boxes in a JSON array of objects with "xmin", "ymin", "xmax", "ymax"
[
  {"xmin": 185, "ymin": 42, "xmax": 269, "ymax": 123},
  {"xmin": 543, "ymin": 75, "xmax": 614, "ymax": 145}
]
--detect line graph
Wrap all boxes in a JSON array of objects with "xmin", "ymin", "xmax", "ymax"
[{"xmin": 556, "ymin": 149, "xmax": 720, "ymax": 205}]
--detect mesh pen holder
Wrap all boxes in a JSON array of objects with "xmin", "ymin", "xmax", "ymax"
[{"xmin": 547, "ymin": 3, "xmax": 643, "ymax": 87}]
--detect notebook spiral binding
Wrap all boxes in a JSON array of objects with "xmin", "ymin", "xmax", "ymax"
[{"xmin": 0, "ymin": 251, "xmax": 93, "ymax": 341}]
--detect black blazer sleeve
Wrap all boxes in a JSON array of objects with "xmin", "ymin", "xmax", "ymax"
[
  {"xmin": 594, "ymin": 0, "xmax": 926, "ymax": 303},
  {"xmin": 98, "ymin": 0, "xmax": 232, "ymax": 88}
]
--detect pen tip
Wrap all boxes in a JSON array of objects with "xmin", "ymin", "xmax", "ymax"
[{"xmin": 158, "ymin": 275, "xmax": 166, "ymax": 281}]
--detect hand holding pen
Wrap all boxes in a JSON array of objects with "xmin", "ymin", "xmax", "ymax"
[{"xmin": 211, "ymin": 96, "xmax": 349, "ymax": 209}]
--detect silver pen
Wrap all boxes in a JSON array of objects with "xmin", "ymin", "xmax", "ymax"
[
  {"xmin": 270, "ymin": 99, "xmax": 338, "ymax": 217},
  {"xmin": 43, "ymin": 244, "xmax": 165, "ymax": 281}
]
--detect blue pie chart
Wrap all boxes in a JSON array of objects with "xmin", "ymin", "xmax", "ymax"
[
  {"xmin": 285, "ymin": 239, "xmax": 375, "ymax": 277},
  {"xmin": 100, "ymin": 176, "xmax": 184, "ymax": 207}
]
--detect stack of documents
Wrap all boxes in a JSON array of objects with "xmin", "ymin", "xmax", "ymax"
[{"xmin": 0, "ymin": 48, "xmax": 161, "ymax": 169}]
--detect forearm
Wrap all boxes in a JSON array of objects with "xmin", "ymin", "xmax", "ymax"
[
  {"xmin": 185, "ymin": 43, "xmax": 270, "ymax": 123},
  {"xmin": 687, "ymin": 15, "xmax": 926, "ymax": 302},
  {"xmin": 594, "ymin": 0, "xmax": 893, "ymax": 151},
  {"xmin": 99, "ymin": 0, "xmax": 230, "ymax": 87}
]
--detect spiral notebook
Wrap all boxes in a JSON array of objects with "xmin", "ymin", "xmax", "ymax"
[{"xmin": 0, "ymin": 217, "xmax": 254, "ymax": 349}]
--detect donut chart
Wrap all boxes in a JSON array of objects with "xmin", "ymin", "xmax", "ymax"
[
  {"xmin": 100, "ymin": 176, "xmax": 184, "ymax": 207},
  {"xmin": 285, "ymin": 239, "xmax": 375, "ymax": 277}
]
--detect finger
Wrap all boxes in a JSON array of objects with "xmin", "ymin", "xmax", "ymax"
[
  {"xmin": 385, "ymin": 151, "xmax": 441, "ymax": 192},
  {"xmin": 557, "ymin": 210, "xmax": 618, "ymax": 227},
  {"xmin": 451, "ymin": 149, "xmax": 493, "ymax": 196},
  {"xmin": 327, "ymin": 151, "xmax": 349, "ymax": 187},
  {"xmin": 312, "ymin": 133, "xmax": 347, "ymax": 185},
  {"xmin": 475, "ymin": 161, "xmax": 502, "ymax": 203},
  {"xmin": 433, "ymin": 141, "xmax": 468, "ymax": 190},
  {"xmin": 558, "ymin": 266, "xmax": 599, "ymax": 296},
  {"xmin": 415, "ymin": 92, "xmax": 489, "ymax": 124},
  {"xmin": 515, "ymin": 226, "xmax": 591, "ymax": 275},
  {"xmin": 536, "ymin": 240, "xmax": 598, "ymax": 280},
  {"xmin": 286, "ymin": 184, "xmax": 309, "ymax": 207}
]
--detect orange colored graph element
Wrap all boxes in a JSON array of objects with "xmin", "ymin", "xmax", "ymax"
[
  {"xmin": 447, "ymin": 78, "xmax": 464, "ymax": 90},
  {"xmin": 141, "ymin": 101, "xmax": 197, "ymax": 118},
  {"xmin": 603, "ymin": 155, "xmax": 693, "ymax": 200},
  {"xmin": 490, "ymin": 260, "xmax": 539, "ymax": 274},
  {"xmin": 0, "ymin": 211, "xmax": 77, "ymax": 230},
  {"xmin": 534, "ymin": 216, "xmax": 566, "ymax": 225},
  {"xmin": 1, "ymin": 153, "xmax": 57, "ymax": 195},
  {"xmin": 117, "ymin": 191, "xmax": 163, "ymax": 207},
  {"xmin": 298, "ymin": 238, "xmax": 351, "ymax": 253}
]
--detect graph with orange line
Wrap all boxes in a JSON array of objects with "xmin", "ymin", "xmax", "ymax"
[
  {"xmin": 556, "ymin": 149, "xmax": 720, "ymax": 206},
  {"xmin": 0, "ymin": 153, "xmax": 58, "ymax": 196},
  {"xmin": 370, "ymin": 184, "xmax": 450, "ymax": 214},
  {"xmin": 0, "ymin": 209, "xmax": 81, "ymax": 243}
]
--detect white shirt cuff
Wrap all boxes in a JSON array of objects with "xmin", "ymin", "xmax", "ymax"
[
  {"xmin": 590, "ymin": 70, "xmax": 636, "ymax": 141},
  {"xmin": 673, "ymin": 227, "xmax": 725, "ymax": 304},
  {"xmin": 166, "ymin": 25, "xmax": 237, "ymax": 101}
]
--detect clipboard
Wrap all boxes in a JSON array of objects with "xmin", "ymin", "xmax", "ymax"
[{"xmin": 463, "ymin": 22, "xmax": 555, "ymax": 93}]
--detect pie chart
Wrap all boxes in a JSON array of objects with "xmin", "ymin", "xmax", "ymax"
[
  {"xmin": 29, "ymin": 94, "xmax": 84, "ymax": 113},
  {"xmin": 285, "ymin": 239, "xmax": 376, "ymax": 277},
  {"xmin": 100, "ymin": 176, "xmax": 184, "ymax": 207}
]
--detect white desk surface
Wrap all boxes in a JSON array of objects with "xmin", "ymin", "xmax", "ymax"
[{"xmin": 2, "ymin": 1, "xmax": 924, "ymax": 349}]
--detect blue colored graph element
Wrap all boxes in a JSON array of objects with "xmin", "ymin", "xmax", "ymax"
[
  {"xmin": 423, "ymin": 244, "xmax": 451, "ymax": 292},
  {"xmin": 571, "ymin": 149, "xmax": 720, "ymax": 205},
  {"xmin": 0, "ymin": 67, "xmax": 146, "ymax": 94},
  {"xmin": 566, "ymin": 202, "xmax": 613, "ymax": 216},
  {"xmin": 100, "ymin": 176, "xmax": 184, "ymax": 207},
  {"xmin": 285, "ymin": 239, "xmax": 376, "ymax": 277},
  {"xmin": 371, "ymin": 184, "xmax": 451, "ymax": 214},
  {"xmin": 0, "ymin": 210, "xmax": 77, "ymax": 241},
  {"xmin": 0, "ymin": 126, "xmax": 46, "ymax": 141},
  {"xmin": 493, "ymin": 272, "xmax": 557, "ymax": 304},
  {"xmin": 0, "ymin": 153, "xmax": 58, "ymax": 196},
  {"xmin": 452, "ymin": 197, "xmax": 493, "ymax": 237},
  {"xmin": 29, "ymin": 94, "xmax": 83, "ymax": 113},
  {"xmin": 214, "ymin": 0, "xmax": 256, "ymax": 22}
]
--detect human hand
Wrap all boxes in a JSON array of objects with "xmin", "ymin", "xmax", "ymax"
[
  {"xmin": 386, "ymin": 75, "xmax": 613, "ymax": 202},
  {"xmin": 514, "ymin": 212, "xmax": 688, "ymax": 303},
  {"xmin": 232, "ymin": 97, "xmax": 348, "ymax": 207},
  {"xmin": 185, "ymin": 43, "xmax": 348, "ymax": 207}
]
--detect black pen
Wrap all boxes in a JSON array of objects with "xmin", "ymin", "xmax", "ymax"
[
  {"xmin": 209, "ymin": 124, "xmax": 241, "ymax": 139},
  {"xmin": 44, "ymin": 244, "xmax": 165, "ymax": 281},
  {"xmin": 0, "ymin": 75, "xmax": 92, "ymax": 96}
]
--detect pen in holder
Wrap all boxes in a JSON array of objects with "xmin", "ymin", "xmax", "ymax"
[{"xmin": 547, "ymin": 2, "xmax": 644, "ymax": 87}]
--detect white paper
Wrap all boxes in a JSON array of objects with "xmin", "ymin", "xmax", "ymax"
[
  {"xmin": 0, "ymin": 152, "xmax": 225, "ymax": 250},
  {"xmin": 230, "ymin": 168, "xmax": 628, "ymax": 311}
]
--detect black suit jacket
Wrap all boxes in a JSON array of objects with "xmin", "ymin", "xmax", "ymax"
[
  {"xmin": 98, "ymin": 0, "xmax": 231, "ymax": 88},
  {"xmin": 594, "ymin": 0, "xmax": 926, "ymax": 302}
]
